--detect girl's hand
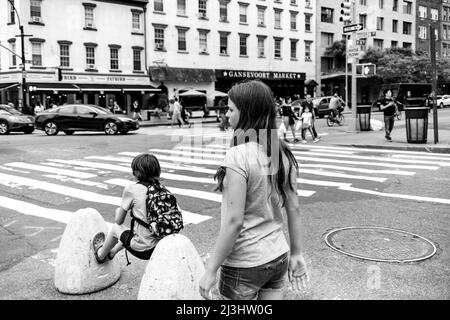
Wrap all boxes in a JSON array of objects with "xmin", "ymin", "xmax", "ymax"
[
  {"xmin": 288, "ymin": 253, "xmax": 310, "ymax": 291},
  {"xmin": 199, "ymin": 269, "xmax": 216, "ymax": 300}
]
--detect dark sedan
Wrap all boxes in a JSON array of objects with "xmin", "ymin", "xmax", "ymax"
[
  {"xmin": 0, "ymin": 105, "xmax": 35, "ymax": 135},
  {"xmin": 35, "ymin": 104, "xmax": 139, "ymax": 135}
]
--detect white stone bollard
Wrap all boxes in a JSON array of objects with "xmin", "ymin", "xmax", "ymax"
[
  {"xmin": 138, "ymin": 234, "xmax": 205, "ymax": 300},
  {"xmin": 54, "ymin": 208, "xmax": 121, "ymax": 294}
]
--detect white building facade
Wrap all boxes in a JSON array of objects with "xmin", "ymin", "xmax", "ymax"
[
  {"xmin": 0, "ymin": 0, "xmax": 157, "ymax": 113},
  {"xmin": 147, "ymin": 0, "xmax": 317, "ymax": 103}
]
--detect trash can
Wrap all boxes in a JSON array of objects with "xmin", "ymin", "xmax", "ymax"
[
  {"xmin": 357, "ymin": 106, "xmax": 371, "ymax": 131},
  {"xmin": 405, "ymin": 107, "xmax": 428, "ymax": 143}
]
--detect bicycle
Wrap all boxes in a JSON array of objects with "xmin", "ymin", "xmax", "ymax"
[{"xmin": 326, "ymin": 108, "xmax": 344, "ymax": 127}]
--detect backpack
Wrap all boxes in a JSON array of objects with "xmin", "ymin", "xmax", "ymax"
[{"xmin": 131, "ymin": 181, "xmax": 184, "ymax": 240}]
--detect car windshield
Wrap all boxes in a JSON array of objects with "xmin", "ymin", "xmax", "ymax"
[
  {"xmin": 90, "ymin": 106, "xmax": 112, "ymax": 114},
  {"xmin": 0, "ymin": 106, "xmax": 21, "ymax": 115}
]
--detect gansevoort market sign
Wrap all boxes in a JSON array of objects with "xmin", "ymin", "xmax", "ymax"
[{"xmin": 216, "ymin": 70, "xmax": 306, "ymax": 81}]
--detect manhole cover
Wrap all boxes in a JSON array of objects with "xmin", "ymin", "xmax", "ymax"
[{"xmin": 324, "ymin": 226, "xmax": 437, "ymax": 263}]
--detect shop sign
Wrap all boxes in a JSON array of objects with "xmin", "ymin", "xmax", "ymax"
[{"xmin": 217, "ymin": 70, "xmax": 305, "ymax": 81}]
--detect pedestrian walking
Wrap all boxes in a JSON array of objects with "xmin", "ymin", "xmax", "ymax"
[
  {"xmin": 379, "ymin": 89, "xmax": 397, "ymax": 142},
  {"xmin": 300, "ymin": 94, "xmax": 320, "ymax": 143},
  {"xmin": 300, "ymin": 105, "xmax": 316, "ymax": 144},
  {"xmin": 180, "ymin": 99, "xmax": 192, "ymax": 128},
  {"xmin": 131, "ymin": 100, "xmax": 143, "ymax": 121},
  {"xmin": 329, "ymin": 92, "xmax": 342, "ymax": 123},
  {"xmin": 217, "ymin": 98, "xmax": 229, "ymax": 131},
  {"xmin": 91, "ymin": 153, "xmax": 183, "ymax": 265},
  {"xmin": 199, "ymin": 80, "xmax": 309, "ymax": 300},
  {"xmin": 280, "ymin": 96, "xmax": 299, "ymax": 143},
  {"xmin": 113, "ymin": 101, "xmax": 123, "ymax": 114},
  {"xmin": 170, "ymin": 98, "xmax": 184, "ymax": 128},
  {"xmin": 34, "ymin": 103, "xmax": 44, "ymax": 116}
]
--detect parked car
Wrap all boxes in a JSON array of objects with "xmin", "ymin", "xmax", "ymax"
[
  {"xmin": 312, "ymin": 96, "xmax": 346, "ymax": 118},
  {"xmin": 436, "ymin": 95, "xmax": 450, "ymax": 108},
  {"xmin": 34, "ymin": 104, "xmax": 139, "ymax": 135},
  {"xmin": 0, "ymin": 104, "xmax": 35, "ymax": 135}
]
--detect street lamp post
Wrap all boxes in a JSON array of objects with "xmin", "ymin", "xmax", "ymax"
[{"xmin": 8, "ymin": 0, "xmax": 32, "ymax": 114}]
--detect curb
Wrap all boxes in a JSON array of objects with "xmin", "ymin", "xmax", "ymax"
[
  {"xmin": 341, "ymin": 144, "xmax": 450, "ymax": 154},
  {"xmin": 138, "ymin": 118, "xmax": 219, "ymax": 128}
]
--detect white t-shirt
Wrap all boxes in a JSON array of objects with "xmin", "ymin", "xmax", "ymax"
[
  {"xmin": 301, "ymin": 112, "xmax": 313, "ymax": 127},
  {"xmin": 173, "ymin": 101, "xmax": 182, "ymax": 115},
  {"xmin": 121, "ymin": 183, "xmax": 158, "ymax": 251},
  {"xmin": 220, "ymin": 141, "xmax": 292, "ymax": 268}
]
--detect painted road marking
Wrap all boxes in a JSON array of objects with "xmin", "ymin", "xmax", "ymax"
[
  {"xmin": 4, "ymin": 162, "xmax": 97, "ymax": 179},
  {"xmin": 299, "ymin": 164, "xmax": 415, "ymax": 176}
]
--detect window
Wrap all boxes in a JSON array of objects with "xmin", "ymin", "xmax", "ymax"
[
  {"xmin": 132, "ymin": 12, "xmax": 141, "ymax": 30},
  {"xmin": 392, "ymin": 0, "xmax": 398, "ymax": 11},
  {"xmin": 84, "ymin": 6, "xmax": 94, "ymax": 28},
  {"xmin": 154, "ymin": 0, "xmax": 164, "ymax": 12},
  {"xmin": 290, "ymin": 0, "xmax": 297, "ymax": 5},
  {"xmin": 219, "ymin": 32, "xmax": 229, "ymax": 54},
  {"xmin": 30, "ymin": 0, "xmax": 42, "ymax": 21},
  {"xmin": 373, "ymin": 38, "xmax": 383, "ymax": 50},
  {"xmin": 199, "ymin": 30, "xmax": 208, "ymax": 52},
  {"xmin": 219, "ymin": 1, "xmax": 228, "ymax": 21},
  {"xmin": 392, "ymin": 19, "xmax": 398, "ymax": 33},
  {"xmin": 10, "ymin": 42, "xmax": 16, "ymax": 67},
  {"xmin": 274, "ymin": 38, "xmax": 282, "ymax": 58},
  {"xmin": 321, "ymin": 7, "xmax": 333, "ymax": 23},
  {"xmin": 9, "ymin": 0, "xmax": 15, "ymax": 24},
  {"xmin": 360, "ymin": 0, "xmax": 366, "ymax": 5},
  {"xmin": 321, "ymin": 32, "xmax": 334, "ymax": 47},
  {"xmin": 305, "ymin": 41, "xmax": 312, "ymax": 61},
  {"xmin": 431, "ymin": 9, "xmax": 438, "ymax": 21},
  {"xmin": 85, "ymin": 46, "xmax": 95, "ymax": 67},
  {"xmin": 239, "ymin": 4, "xmax": 248, "ymax": 24},
  {"xmin": 403, "ymin": 1, "xmax": 412, "ymax": 14},
  {"xmin": 154, "ymin": 27, "xmax": 165, "ymax": 49},
  {"xmin": 419, "ymin": 6, "xmax": 427, "ymax": 18},
  {"xmin": 376, "ymin": 17, "xmax": 384, "ymax": 31},
  {"xmin": 290, "ymin": 11, "xmax": 297, "ymax": 30},
  {"xmin": 60, "ymin": 44, "xmax": 70, "ymax": 67},
  {"xmin": 391, "ymin": 41, "xmax": 398, "ymax": 48},
  {"xmin": 178, "ymin": 29, "xmax": 187, "ymax": 51},
  {"xmin": 403, "ymin": 42, "xmax": 412, "ymax": 50},
  {"xmin": 305, "ymin": 14, "xmax": 311, "ymax": 32},
  {"xmin": 359, "ymin": 14, "xmax": 367, "ymax": 29},
  {"xmin": 290, "ymin": 39, "xmax": 297, "ymax": 59},
  {"xmin": 110, "ymin": 48, "xmax": 119, "ymax": 70},
  {"xmin": 239, "ymin": 34, "xmax": 248, "ymax": 56},
  {"xmin": 177, "ymin": 0, "xmax": 186, "ymax": 15},
  {"xmin": 419, "ymin": 26, "xmax": 427, "ymax": 40},
  {"xmin": 305, "ymin": 0, "xmax": 311, "ymax": 7},
  {"xmin": 199, "ymin": 0, "xmax": 207, "ymax": 18},
  {"xmin": 133, "ymin": 49, "xmax": 142, "ymax": 71},
  {"xmin": 257, "ymin": 36, "xmax": 265, "ymax": 57},
  {"xmin": 379, "ymin": 0, "xmax": 383, "ymax": 9},
  {"xmin": 257, "ymin": 6, "xmax": 266, "ymax": 26},
  {"xmin": 31, "ymin": 42, "xmax": 42, "ymax": 66},
  {"xmin": 274, "ymin": 9, "xmax": 282, "ymax": 28},
  {"xmin": 403, "ymin": 22, "xmax": 412, "ymax": 35}
]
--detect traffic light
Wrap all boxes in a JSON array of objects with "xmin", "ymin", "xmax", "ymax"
[
  {"xmin": 340, "ymin": 1, "xmax": 352, "ymax": 23},
  {"xmin": 362, "ymin": 64, "xmax": 376, "ymax": 76},
  {"xmin": 57, "ymin": 68, "xmax": 63, "ymax": 81}
]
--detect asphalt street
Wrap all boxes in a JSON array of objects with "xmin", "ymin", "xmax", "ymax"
[{"xmin": 0, "ymin": 117, "xmax": 449, "ymax": 300}]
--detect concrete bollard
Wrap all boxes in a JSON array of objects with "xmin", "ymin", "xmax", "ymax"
[
  {"xmin": 138, "ymin": 234, "xmax": 205, "ymax": 300},
  {"xmin": 54, "ymin": 208, "xmax": 121, "ymax": 294}
]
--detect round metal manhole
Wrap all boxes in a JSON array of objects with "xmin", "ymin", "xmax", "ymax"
[{"xmin": 324, "ymin": 226, "xmax": 437, "ymax": 263}]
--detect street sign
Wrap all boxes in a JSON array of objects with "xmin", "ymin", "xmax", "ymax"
[
  {"xmin": 348, "ymin": 47, "xmax": 360, "ymax": 57},
  {"xmin": 356, "ymin": 39, "xmax": 366, "ymax": 45},
  {"xmin": 356, "ymin": 31, "xmax": 377, "ymax": 40},
  {"xmin": 343, "ymin": 24, "xmax": 363, "ymax": 33}
]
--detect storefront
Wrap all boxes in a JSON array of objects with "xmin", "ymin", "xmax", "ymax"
[{"xmin": 215, "ymin": 69, "xmax": 307, "ymax": 100}]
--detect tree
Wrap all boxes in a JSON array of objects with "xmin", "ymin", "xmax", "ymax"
[{"xmin": 324, "ymin": 40, "xmax": 347, "ymax": 70}]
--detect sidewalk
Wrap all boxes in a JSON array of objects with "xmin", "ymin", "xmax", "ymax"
[{"xmin": 138, "ymin": 110, "xmax": 219, "ymax": 127}]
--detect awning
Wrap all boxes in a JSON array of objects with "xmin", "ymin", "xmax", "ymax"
[
  {"xmin": 75, "ymin": 83, "xmax": 159, "ymax": 92},
  {"xmin": 149, "ymin": 66, "xmax": 216, "ymax": 83},
  {"xmin": 28, "ymin": 83, "xmax": 81, "ymax": 91},
  {"xmin": 305, "ymin": 79, "xmax": 318, "ymax": 86},
  {"xmin": 0, "ymin": 82, "xmax": 20, "ymax": 91},
  {"xmin": 321, "ymin": 72, "xmax": 346, "ymax": 81}
]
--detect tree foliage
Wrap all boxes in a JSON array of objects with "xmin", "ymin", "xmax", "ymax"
[{"xmin": 324, "ymin": 40, "xmax": 347, "ymax": 69}]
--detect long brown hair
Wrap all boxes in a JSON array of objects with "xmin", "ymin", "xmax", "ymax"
[{"xmin": 214, "ymin": 80, "xmax": 298, "ymax": 206}]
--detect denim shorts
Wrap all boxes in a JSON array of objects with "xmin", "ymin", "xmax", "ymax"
[
  {"xmin": 219, "ymin": 252, "xmax": 289, "ymax": 300},
  {"xmin": 119, "ymin": 230, "xmax": 154, "ymax": 260}
]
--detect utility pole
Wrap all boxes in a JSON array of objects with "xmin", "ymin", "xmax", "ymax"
[
  {"xmin": 350, "ymin": 0, "xmax": 358, "ymax": 132},
  {"xmin": 430, "ymin": 24, "xmax": 438, "ymax": 144}
]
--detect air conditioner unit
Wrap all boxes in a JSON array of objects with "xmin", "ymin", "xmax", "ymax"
[
  {"xmin": 259, "ymin": 52, "xmax": 264, "ymax": 57},
  {"xmin": 199, "ymin": 12, "xmax": 207, "ymax": 18},
  {"xmin": 258, "ymin": 22, "xmax": 265, "ymax": 26},
  {"xmin": 87, "ymin": 63, "xmax": 95, "ymax": 69},
  {"xmin": 32, "ymin": 16, "xmax": 41, "ymax": 23},
  {"xmin": 156, "ymin": 43, "xmax": 164, "ymax": 50},
  {"xmin": 86, "ymin": 22, "xmax": 94, "ymax": 28},
  {"xmin": 201, "ymin": 48, "xmax": 208, "ymax": 53},
  {"xmin": 220, "ymin": 16, "xmax": 227, "ymax": 21}
]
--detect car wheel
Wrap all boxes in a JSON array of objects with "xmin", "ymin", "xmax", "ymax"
[
  {"xmin": 44, "ymin": 121, "xmax": 59, "ymax": 135},
  {"xmin": 104, "ymin": 121, "xmax": 118, "ymax": 135},
  {"xmin": 64, "ymin": 130, "xmax": 75, "ymax": 135},
  {"xmin": 0, "ymin": 121, "xmax": 10, "ymax": 135},
  {"xmin": 23, "ymin": 128, "xmax": 34, "ymax": 134}
]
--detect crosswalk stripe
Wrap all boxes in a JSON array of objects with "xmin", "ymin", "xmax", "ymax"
[
  {"xmin": 120, "ymin": 152, "xmax": 221, "ymax": 166},
  {"xmin": 149, "ymin": 148, "xmax": 226, "ymax": 159},
  {"xmin": 294, "ymin": 155, "xmax": 439, "ymax": 170},
  {"xmin": 291, "ymin": 144, "xmax": 450, "ymax": 158},
  {"xmin": 299, "ymin": 164, "xmax": 415, "ymax": 176},
  {"xmin": 5, "ymin": 162, "xmax": 97, "ymax": 179},
  {"xmin": 292, "ymin": 150, "xmax": 450, "ymax": 166},
  {"xmin": 392, "ymin": 154, "xmax": 450, "ymax": 161},
  {"xmin": 48, "ymin": 159, "xmax": 129, "ymax": 172},
  {"xmin": 42, "ymin": 174, "xmax": 110, "ymax": 189},
  {"xmin": 299, "ymin": 169, "xmax": 386, "ymax": 182}
]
